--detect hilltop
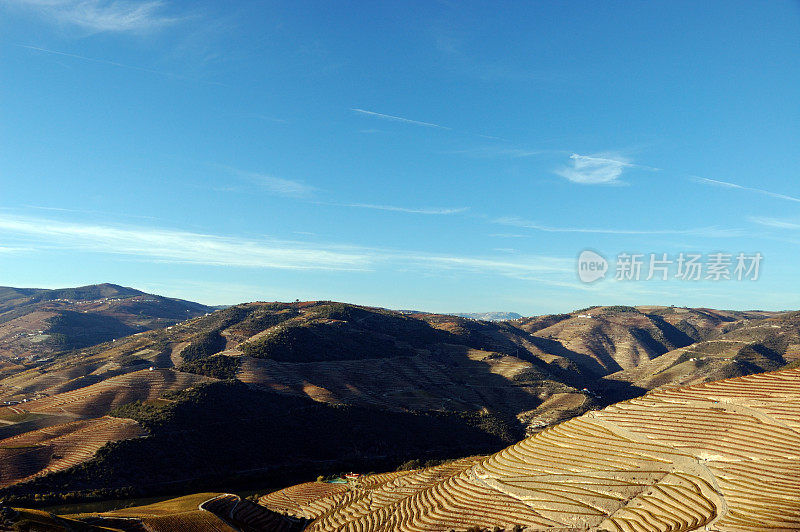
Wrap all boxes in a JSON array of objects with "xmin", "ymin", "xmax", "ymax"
[
  {"xmin": 513, "ymin": 305, "xmax": 774, "ymax": 376},
  {"xmin": 0, "ymin": 300, "xmax": 602, "ymax": 430},
  {"xmin": 0, "ymin": 283, "xmax": 213, "ymax": 364}
]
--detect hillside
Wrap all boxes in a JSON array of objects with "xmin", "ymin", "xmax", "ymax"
[
  {"xmin": 0, "ymin": 283, "xmax": 213, "ymax": 363},
  {"xmin": 512, "ymin": 306, "xmax": 775, "ymax": 376},
  {"xmin": 603, "ymin": 310, "xmax": 800, "ymax": 390},
  {"xmin": 261, "ymin": 367, "xmax": 800, "ymax": 531},
  {"xmin": 0, "ymin": 298, "xmax": 796, "ymax": 512},
  {"xmin": 0, "ymin": 301, "xmax": 601, "ymax": 434},
  {"xmin": 0, "ymin": 417, "xmax": 146, "ymax": 489},
  {"xmin": 0, "ymin": 300, "xmax": 594, "ymax": 505},
  {"xmin": 0, "ymin": 380, "xmax": 519, "ymax": 507},
  {"xmin": 5, "ymin": 367, "xmax": 797, "ymax": 531}
]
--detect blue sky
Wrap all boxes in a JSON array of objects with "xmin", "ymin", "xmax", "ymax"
[{"xmin": 1, "ymin": 1, "xmax": 799, "ymax": 314}]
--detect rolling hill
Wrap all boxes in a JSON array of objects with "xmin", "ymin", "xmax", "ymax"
[
  {"xmin": 512, "ymin": 306, "xmax": 770, "ymax": 376},
  {"xmin": 0, "ymin": 293, "xmax": 796, "ymax": 515},
  {"xmin": 0, "ymin": 379, "xmax": 519, "ymax": 508},
  {"xmin": 603, "ymin": 310, "xmax": 800, "ymax": 390},
  {"xmin": 0, "ymin": 283, "xmax": 213, "ymax": 363},
  {"xmin": 0, "ymin": 301, "xmax": 603, "ymax": 435}
]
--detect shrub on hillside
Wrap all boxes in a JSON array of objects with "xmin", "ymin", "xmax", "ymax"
[
  {"xmin": 601, "ymin": 306, "xmax": 639, "ymax": 314},
  {"xmin": 180, "ymin": 330, "xmax": 227, "ymax": 362},
  {"xmin": 309, "ymin": 303, "xmax": 443, "ymax": 347},
  {"xmin": 226, "ymin": 308, "xmax": 298, "ymax": 336},
  {"xmin": 178, "ymin": 355, "xmax": 241, "ymax": 380},
  {"xmin": 241, "ymin": 322, "xmax": 411, "ymax": 362},
  {"xmin": 189, "ymin": 305, "xmax": 253, "ymax": 333}
]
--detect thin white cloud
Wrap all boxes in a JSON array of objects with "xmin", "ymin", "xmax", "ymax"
[
  {"xmin": 0, "ymin": 214, "xmax": 578, "ymax": 284},
  {"xmin": 250, "ymin": 174, "xmax": 315, "ymax": 198},
  {"xmin": 217, "ymin": 168, "xmax": 461, "ymax": 211},
  {"xmin": 489, "ymin": 233, "xmax": 530, "ymax": 239},
  {"xmin": 693, "ymin": 177, "xmax": 800, "ymax": 203},
  {"xmin": 340, "ymin": 203, "xmax": 468, "ymax": 215},
  {"xmin": 0, "ymin": 246, "xmax": 28, "ymax": 254},
  {"xmin": 446, "ymin": 146, "xmax": 552, "ymax": 158},
  {"xmin": 555, "ymin": 153, "xmax": 633, "ymax": 184},
  {"xmin": 17, "ymin": 44, "xmax": 168, "ymax": 74},
  {"xmin": 749, "ymin": 216, "xmax": 800, "ymax": 230},
  {"xmin": 16, "ymin": 44, "xmax": 228, "ymax": 86},
  {"xmin": 22, "ymin": 204, "xmax": 158, "ymax": 221},
  {"xmin": 402, "ymin": 253, "xmax": 579, "ymax": 288},
  {"xmin": 223, "ymin": 167, "xmax": 316, "ymax": 198},
  {"xmin": 10, "ymin": 0, "xmax": 180, "ymax": 33},
  {"xmin": 351, "ymin": 108, "xmax": 450, "ymax": 130},
  {"xmin": 0, "ymin": 215, "xmax": 368, "ymax": 270},
  {"xmin": 495, "ymin": 216, "xmax": 743, "ymax": 237},
  {"xmin": 418, "ymin": 255, "xmax": 573, "ymax": 282}
]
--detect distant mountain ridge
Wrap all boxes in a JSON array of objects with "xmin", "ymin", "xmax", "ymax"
[
  {"xmin": 453, "ymin": 311, "xmax": 523, "ymax": 321},
  {"xmin": 0, "ymin": 283, "xmax": 145, "ymax": 307},
  {"xmin": 0, "ymin": 283, "xmax": 213, "ymax": 362}
]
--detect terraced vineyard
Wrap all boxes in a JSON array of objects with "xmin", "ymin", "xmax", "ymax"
[
  {"xmin": 0, "ymin": 416, "xmax": 145, "ymax": 487},
  {"xmin": 264, "ymin": 368, "xmax": 800, "ymax": 531},
  {"xmin": 201, "ymin": 493, "xmax": 307, "ymax": 531},
  {"xmin": 21, "ymin": 368, "xmax": 211, "ymax": 417},
  {"xmin": 236, "ymin": 347, "xmax": 584, "ymax": 422}
]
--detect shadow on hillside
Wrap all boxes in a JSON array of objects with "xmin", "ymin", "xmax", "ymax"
[
  {"xmin": 428, "ymin": 345, "xmax": 562, "ymax": 420},
  {"xmin": 592, "ymin": 378, "xmax": 648, "ymax": 406},
  {"xmin": 525, "ymin": 335, "xmax": 610, "ymax": 378}
]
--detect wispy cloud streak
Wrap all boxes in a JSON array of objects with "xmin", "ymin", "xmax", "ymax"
[
  {"xmin": 694, "ymin": 177, "xmax": 800, "ymax": 203},
  {"xmin": 749, "ymin": 216, "xmax": 800, "ymax": 230},
  {"xmin": 0, "ymin": 215, "xmax": 368, "ymax": 270},
  {"xmin": 419, "ymin": 255, "xmax": 572, "ymax": 277},
  {"xmin": 16, "ymin": 44, "xmax": 228, "ymax": 86},
  {"xmin": 339, "ymin": 203, "xmax": 467, "ymax": 215},
  {"xmin": 0, "ymin": 214, "xmax": 578, "ymax": 285},
  {"xmin": 10, "ymin": 0, "xmax": 180, "ymax": 33},
  {"xmin": 445, "ymin": 146, "xmax": 554, "ymax": 158},
  {"xmin": 495, "ymin": 216, "xmax": 743, "ymax": 237},
  {"xmin": 227, "ymin": 168, "xmax": 316, "ymax": 198},
  {"xmin": 351, "ymin": 108, "xmax": 450, "ymax": 130}
]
